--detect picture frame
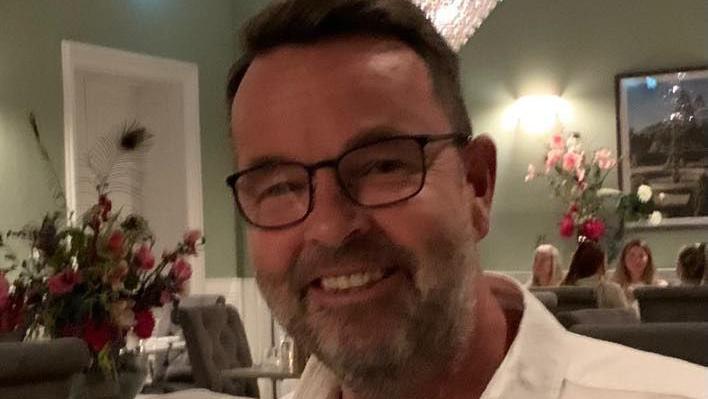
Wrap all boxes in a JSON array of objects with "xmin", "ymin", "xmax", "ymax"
[{"xmin": 615, "ymin": 66, "xmax": 708, "ymax": 228}]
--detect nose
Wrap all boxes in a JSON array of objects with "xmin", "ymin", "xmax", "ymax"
[{"xmin": 302, "ymin": 169, "xmax": 370, "ymax": 248}]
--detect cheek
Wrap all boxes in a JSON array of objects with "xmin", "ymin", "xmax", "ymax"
[{"xmin": 248, "ymin": 229, "xmax": 300, "ymax": 275}]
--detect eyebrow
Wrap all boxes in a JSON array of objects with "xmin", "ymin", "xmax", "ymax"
[{"xmin": 240, "ymin": 125, "xmax": 409, "ymax": 171}]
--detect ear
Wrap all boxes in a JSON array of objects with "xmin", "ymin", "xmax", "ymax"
[{"xmin": 459, "ymin": 134, "xmax": 497, "ymax": 238}]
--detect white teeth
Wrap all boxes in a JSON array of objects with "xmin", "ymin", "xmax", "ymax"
[{"xmin": 320, "ymin": 269, "xmax": 386, "ymax": 292}]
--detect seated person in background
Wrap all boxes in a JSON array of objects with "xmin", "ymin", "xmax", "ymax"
[
  {"xmin": 613, "ymin": 240, "xmax": 668, "ymax": 299},
  {"xmin": 675, "ymin": 242, "xmax": 706, "ymax": 286},
  {"xmin": 526, "ymin": 244, "xmax": 564, "ymax": 287},
  {"xmin": 562, "ymin": 239, "xmax": 628, "ymax": 309}
]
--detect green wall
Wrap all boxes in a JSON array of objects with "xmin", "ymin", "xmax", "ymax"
[
  {"xmin": 2, "ymin": 0, "xmax": 705, "ymax": 279},
  {"xmin": 463, "ymin": 0, "xmax": 707, "ymax": 269},
  {"xmin": 0, "ymin": 0, "xmax": 244, "ymax": 277}
]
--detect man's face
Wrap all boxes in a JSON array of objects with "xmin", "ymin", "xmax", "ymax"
[{"xmin": 230, "ymin": 37, "xmax": 491, "ymax": 381}]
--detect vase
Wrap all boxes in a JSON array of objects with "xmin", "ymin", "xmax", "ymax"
[{"xmin": 70, "ymin": 355, "xmax": 148, "ymax": 399}]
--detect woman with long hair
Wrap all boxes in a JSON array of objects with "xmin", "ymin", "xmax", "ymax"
[
  {"xmin": 613, "ymin": 239, "xmax": 668, "ymax": 291},
  {"xmin": 563, "ymin": 239, "xmax": 628, "ymax": 308}
]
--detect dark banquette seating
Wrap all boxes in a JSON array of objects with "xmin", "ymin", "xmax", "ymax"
[{"xmin": 633, "ymin": 286, "xmax": 708, "ymax": 323}]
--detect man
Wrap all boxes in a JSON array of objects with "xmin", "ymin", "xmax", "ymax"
[{"xmin": 226, "ymin": 1, "xmax": 706, "ymax": 398}]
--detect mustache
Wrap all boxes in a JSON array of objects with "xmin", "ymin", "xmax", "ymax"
[{"xmin": 288, "ymin": 232, "xmax": 418, "ymax": 295}]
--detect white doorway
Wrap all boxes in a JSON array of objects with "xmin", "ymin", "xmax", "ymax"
[{"xmin": 61, "ymin": 41, "xmax": 205, "ymax": 293}]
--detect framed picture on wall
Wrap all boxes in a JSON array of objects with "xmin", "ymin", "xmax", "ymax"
[{"xmin": 615, "ymin": 66, "xmax": 708, "ymax": 227}]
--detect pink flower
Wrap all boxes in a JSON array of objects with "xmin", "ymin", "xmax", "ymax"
[
  {"xmin": 550, "ymin": 133, "xmax": 565, "ymax": 149},
  {"xmin": 562, "ymin": 151, "xmax": 583, "ymax": 172},
  {"xmin": 159, "ymin": 290, "xmax": 173, "ymax": 305},
  {"xmin": 107, "ymin": 231, "xmax": 124, "ymax": 257},
  {"xmin": 0, "ymin": 273, "xmax": 9, "ymax": 309},
  {"xmin": 581, "ymin": 218, "xmax": 606, "ymax": 241},
  {"xmin": 593, "ymin": 148, "xmax": 616, "ymax": 170},
  {"xmin": 525, "ymin": 164, "xmax": 536, "ymax": 182},
  {"xmin": 104, "ymin": 261, "xmax": 129, "ymax": 291},
  {"xmin": 559, "ymin": 214, "xmax": 575, "ymax": 238},
  {"xmin": 135, "ymin": 245, "xmax": 155, "ymax": 271},
  {"xmin": 183, "ymin": 229, "xmax": 202, "ymax": 254},
  {"xmin": 133, "ymin": 309, "xmax": 155, "ymax": 339},
  {"xmin": 545, "ymin": 149, "xmax": 564, "ymax": 172},
  {"xmin": 170, "ymin": 258, "xmax": 192, "ymax": 284},
  {"xmin": 47, "ymin": 270, "xmax": 81, "ymax": 295}
]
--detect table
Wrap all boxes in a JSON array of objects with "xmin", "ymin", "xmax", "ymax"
[
  {"xmin": 222, "ymin": 366, "xmax": 299, "ymax": 399},
  {"xmin": 140, "ymin": 335, "xmax": 186, "ymax": 354},
  {"xmin": 137, "ymin": 388, "xmax": 251, "ymax": 398}
]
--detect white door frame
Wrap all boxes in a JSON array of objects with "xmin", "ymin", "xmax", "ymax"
[{"xmin": 61, "ymin": 40, "xmax": 206, "ymax": 293}]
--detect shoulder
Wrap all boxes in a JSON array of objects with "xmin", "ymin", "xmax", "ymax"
[{"xmin": 561, "ymin": 332, "xmax": 707, "ymax": 398}]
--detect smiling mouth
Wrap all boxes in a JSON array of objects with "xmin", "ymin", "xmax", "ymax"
[{"xmin": 312, "ymin": 267, "xmax": 398, "ymax": 293}]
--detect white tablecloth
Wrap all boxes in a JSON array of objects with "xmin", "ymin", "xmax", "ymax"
[{"xmin": 137, "ymin": 388, "xmax": 252, "ymax": 399}]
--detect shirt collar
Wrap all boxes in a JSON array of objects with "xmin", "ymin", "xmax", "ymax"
[{"xmin": 292, "ymin": 272, "xmax": 569, "ymax": 399}]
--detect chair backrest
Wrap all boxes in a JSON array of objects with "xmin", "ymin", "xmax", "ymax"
[
  {"xmin": 530, "ymin": 286, "xmax": 597, "ymax": 312},
  {"xmin": 634, "ymin": 286, "xmax": 708, "ymax": 322},
  {"xmin": 178, "ymin": 304, "xmax": 259, "ymax": 397},
  {"xmin": 556, "ymin": 308, "xmax": 640, "ymax": 329},
  {"xmin": 0, "ymin": 337, "xmax": 90, "ymax": 399},
  {"xmin": 531, "ymin": 291, "xmax": 558, "ymax": 313},
  {"xmin": 570, "ymin": 322, "xmax": 708, "ymax": 366},
  {"xmin": 152, "ymin": 294, "xmax": 227, "ymax": 383}
]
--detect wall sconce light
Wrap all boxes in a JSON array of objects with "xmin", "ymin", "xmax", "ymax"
[{"xmin": 503, "ymin": 95, "xmax": 572, "ymax": 134}]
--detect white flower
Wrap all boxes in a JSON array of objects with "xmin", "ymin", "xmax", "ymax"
[
  {"xmin": 524, "ymin": 164, "xmax": 536, "ymax": 182},
  {"xmin": 637, "ymin": 184, "xmax": 653, "ymax": 203},
  {"xmin": 658, "ymin": 192, "xmax": 666, "ymax": 203},
  {"xmin": 649, "ymin": 211, "xmax": 662, "ymax": 226},
  {"xmin": 597, "ymin": 188, "xmax": 622, "ymax": 197}
]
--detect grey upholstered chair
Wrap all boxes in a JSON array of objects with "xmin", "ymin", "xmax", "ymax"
[
  {"xmin": 178, "ymin": 304, "xmax": 259, "ymax": 397},
  {"xmin": 0, "ymin": 337, "xmax": 90, "ymax": 399},
  {"xmin": 634, "ymin": 286, "xmax": 708, "ymax": 322},
  {"xmin": 570, "ymin": 322, "xmax": 708, "ymax": 366},
  {"xmin": 556, "ymin": 308, "xmax": 640, "ymax": 329},
  {"xmin": 530, "ymin": 286, "xmax": 597, "ymax": 313},
  {"xmin": 149, "ymin": 294, "xmax": 227, "ymax": 393},
  {"xmin": 531, "ymin": 291, "xmax": 558, "ymax": 313}
]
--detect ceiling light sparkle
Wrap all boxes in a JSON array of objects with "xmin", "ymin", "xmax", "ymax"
[{"xmin": 412, "ymin": 0, "xmax": 502, "ymax": 52}]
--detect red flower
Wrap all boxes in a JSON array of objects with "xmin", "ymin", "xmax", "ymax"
[
  {"xmin": 47, "ymin": 270, "xmax": 81, "ymax": 295},
  {"xmin": 135, "ymin": 245, "xmax": 155, "ymax": 271},
  {"xmin": 559, "ymin": 214, "xmax": 575, "ymax": 238},
  {"xmin": 107, "ymin": 231, "xmax": 124, "ymax": 257},
  {"xmin": 83, "ymin": 320, "xmax": 113, "ymax": 352},
  {"xmin": 170, "ymin": 258, "xmax": 192, "ymax": 284},
  {"xmin": 581, "ymin": 218, "xmax": 606, "ymax": 241},
  {"xmin": 183, "ymin": 229, "xmax": 202, "ymax": 254},
  {"xmin": 98, "ymin": 194, "xmax": 112, "ymax": 221},
  {"xmin": 0, "ymin": 273, "xmax": 9, "ymax": 310},
  {"xmin": 133, "ymin": 309, "xmax": 155, "ymax": 339}
]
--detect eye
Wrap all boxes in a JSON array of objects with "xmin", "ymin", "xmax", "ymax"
[
  {"xmin": 359, "ymin": 159, "xmax": 407, "ymax": 176},
  {"xmin": 257, "ymin": 181, "xmax": 307, "ymax": 201}
]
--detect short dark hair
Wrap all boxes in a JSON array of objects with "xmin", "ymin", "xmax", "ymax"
[
  {"xmin": 226, "ymin": 0, "xmax": 472, "ymax": 137},
  {"xmin": 677, "ymin": 242, "xmax": 706, "ymax": 284}
]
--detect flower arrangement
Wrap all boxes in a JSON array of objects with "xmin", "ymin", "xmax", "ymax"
[
  {"xmin": 525, "ymin": 131, "xmax": 661, "ymax": 242},
  {"xmin": 0, "ymin": 117, "xmax": 203, "ymax": 377}
]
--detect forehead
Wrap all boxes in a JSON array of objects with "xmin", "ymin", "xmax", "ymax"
[{"xmin": 230, "ymin": 36, "xmax": 450, "ymax": 168}]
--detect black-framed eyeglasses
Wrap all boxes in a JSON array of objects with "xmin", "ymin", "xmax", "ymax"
[{"xmin": 226, "ymin": 133, "xmax": 468, "ymax": 229}]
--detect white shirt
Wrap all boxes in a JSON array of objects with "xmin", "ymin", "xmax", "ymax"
[{"xmin": 286, "ymin": 273, "xmax": 707, "ymax": 399}]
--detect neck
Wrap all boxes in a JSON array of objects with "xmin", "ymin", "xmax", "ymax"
[{"xmin": 342, "ymin": 275, "xmax": 518, "ymax": 399}]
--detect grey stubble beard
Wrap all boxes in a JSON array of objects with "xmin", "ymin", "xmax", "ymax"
[{"xmin": 256, "ymin": 232, "xmax": 478, "ymax": 399}]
